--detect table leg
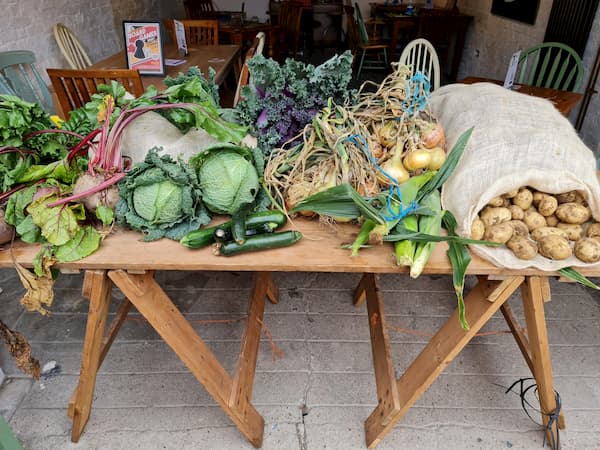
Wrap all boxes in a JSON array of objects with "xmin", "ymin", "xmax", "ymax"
[
  {"xmin": 108, "ymin": 269, "xmax": 267, "ymax": 448},
  {"xmin": 363, "ymin": 276, "xmax": 524, "ymax": 449},
  {"xmin": 70, "ymin": 270, "xmax": 112, "ymax": 442},
  {"xmin": 520, "ymin": 277, "xmax": 563, "ymax": 442}
]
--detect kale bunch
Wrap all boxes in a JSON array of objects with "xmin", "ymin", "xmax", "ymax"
[{"xmin": 236, "ymin": 51, "xmax": 354, "ymax": 154}]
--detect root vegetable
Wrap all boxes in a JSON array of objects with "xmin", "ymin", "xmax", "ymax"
[
  {"xmin": 507, "ymin": 236, "xmax": 538, "ymax": 260},
  {"xmin": 503, "ymin": 189, "xmax": 519, "ymax": 199},
  {"xmin": 509, "ymin": 205, "xmax": 524, "ymax": 220},
  {"xmin": 480, "ymin": 207, "xmax": 511, "ymax": 228},
  {"xmin": 555, "ymin": 202, "xmax": 590, "ymax": 224},
  {"xmin": 556, "ymin": 223, "xmax": 584, "ymax": 241},
  {"xmin": 587, "ymin": 223, "xmax": 600, "ymax": 238},
  {"xmin": 574, "ymin": 238, "xmax": 600, "ymax": 263},
  {"xmin": 508, "ymin": 220, "xmax": 529, "ymax": 237},
  {"xmin": 378, "ymin": 155, "xmax": 410, "ymax": 186},
  {"xmin": 403, "ymin": 148, "xmax": 432, "ymax": 171},
  {"xmin": 532, "ymin": 191, "xmax": 544, "ymax": 206},
  {"xmin": 73, "ymin": 173, "xmax": 120, "ymax": 212},
  {"xmin": 426, "ymin": 147, "xmax": 446, "ymax": 170},
  {"xmin": 545, "ymin": 214, "xmax": 559, "ymax": 227},
  {"xmin": 484, "ymin": 222, "xmax": 513, "ymax": 243},
  {"xmin": 531, "ymin": 227, "xmax": 569, "ymax": 241},
  {"xmin": 471, "ymin": 218, "xmax": 485, "ymax": 240},
  {"xmin": 537, "ymin": 194, "xmax": 558, "ymax": 216},
  {"xmin": 523, "ymin": 210, "xmax": 546, "ymax": 231},
  {"xmin": 487, "ymin": 196, "xmax": 504, "ymax": 207},
  {"xmin": 557, "ymin": 191, "xmax": 577, "ymax": 203},
  {"xmin": 513, "ymin": 188, "xmax": 533, "ymax": 210},
  {"xmin": 420, "ymin": 122, "xmax": 445, "ymax": 148},
  {"xmin": 574, "ymin": 192, "xmax": 586, "ymax": 204},
  {"xmin": 538, "ymin": 235, "xmax": 572, "ymax": 260},
  {"xmin": 0, "ymin": 210, "xmax": 14, "ymax": 245}
]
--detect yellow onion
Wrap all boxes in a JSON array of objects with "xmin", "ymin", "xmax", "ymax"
[
  {"xmin": 378, "ymin": 122, "xmax": 398, "ymax": 148},
  {"xmin": 377, "ymin": 154, "xmax": 410, "ymax": 186},
  {"xmin": 403, "ymin": 148, "xmax": 432, "ymax": 171},
  {"xmin": 427, "ymin": 146, "xmax": 447, "ymax": 170},
  {"xmin": 421, "ymin": 123, "xmax": 445, "ymax": 149}
]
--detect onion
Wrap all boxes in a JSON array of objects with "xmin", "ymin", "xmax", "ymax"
[
  {"xmin": 403, "ymin": 149, "xmax": 432, "ymax": 171},
  {"xmin": 427, "ymin": 147, "xmax": 447, "ymax": 170},
  {"xmin": 421, "ymin": 123, "xmax": 445, "ymax": 149},
  {"xmin": 378, "ymin": 156, "xmax": 410, "ymax": 186}
]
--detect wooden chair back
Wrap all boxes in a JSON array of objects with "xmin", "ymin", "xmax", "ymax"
[
  {"xmin": 162, "ymin": 19, "xmax": 177, "ymax": 45},
  {"xmin": 344, "ymin": 5, "xmax": 359, "ymax": 54},
  {"xmin": 398, "ymin": 38, "xmax": 441, "ymax": 90},
  {"xmin": 53, "ymin": 23, "xmax": 92, "ymax": 70},
  {"xmin": 517, "ymin": 42, "xmax": 584, "ymax": 92},
  {"xmin": 278, "ymin": 1, "xmax": 304, "ymax": 58},
  {"xmin": 0, "ymin": 50, "xmax": 54, "ymax": 113},
  {"xmin": 184, "ymin": 0, "xmax": 215, "ymax": 19},
  {"xmin": 47, "ymin": 68, "xmax": 144, "ymax": 116},
  {"xmin": 181, "ymin": 19, "xmax": 219, "ymax": 46},
  {"xmin": 234, "ymin": 33, "xmax": 265, "ymax": 107}
]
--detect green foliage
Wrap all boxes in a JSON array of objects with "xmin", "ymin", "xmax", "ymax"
[{"xmin": 116, "ymin": 148, "xmax": 210, "ymax": 241}]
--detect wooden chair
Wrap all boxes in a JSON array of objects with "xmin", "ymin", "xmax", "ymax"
[
  {"xmin": 277, "ymin": 1, "xmax": 304, "ymax": 59},
  {"xmin": 517, "ymin": 42, "xmax": 584, "ymax": 92},
  {"xmin": 181, "ymin": 19, "xmax": 219, "ymax": 46},
  {"xmin": 0, "ymin": 50, "xmax": 54, "ymax": 113},
  {"xmin": 345, "ymin": 5, "xmax": 388, "ymax": 79},
  {"xmin": 162, "ymin": 19, "xmax": 177, "ymax": 45},
  {"xmin": 53, "ymin": 23, "xmax": 92, "ymax": 69},
  {"xmin": 184, "ymin": 0, "xmax": 215, "ymax": 19},
  {"xmin": 47, "ymin": 68, "xmax": 144, "ymax": 116},
  {"xmin": 398, "ymin": 38, "xmax": 440, "ymax": 90},
  {"xmin": 234, "ymin": 32, "xmax": 266, "ymax": 107}
]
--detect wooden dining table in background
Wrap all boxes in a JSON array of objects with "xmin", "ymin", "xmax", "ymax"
[
  {"xmin": 219, "ymin": 22, "xmax": 279, "ymax": 59},
  {"xmin": 461, "ymin": 77, "xmax": 584, "ymax": 116},
  {"xmin": 89, "ymin": 44, "xmax": 241, "ymax": 91}
]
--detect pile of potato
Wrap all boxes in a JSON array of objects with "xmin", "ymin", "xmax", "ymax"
[{"xmin": 471, "ymin": 187, "xmax": 600, "ymax": 263}]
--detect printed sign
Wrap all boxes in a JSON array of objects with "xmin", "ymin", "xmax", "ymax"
[
  {"xmin": 123, "ymin": 21, "xmax": 165, "ymax": 76},
  {"xmin": 503, "ymin": 49, "xmax": 522, "ymax": 89},
  {"xmin": 174, "ymin": 20, "xmax": 188, "ymax": 56}
]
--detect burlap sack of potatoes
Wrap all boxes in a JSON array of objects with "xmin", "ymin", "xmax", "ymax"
[{"xmin": 429, "ymin": 82, "xmax": 600, "ymax": 270}]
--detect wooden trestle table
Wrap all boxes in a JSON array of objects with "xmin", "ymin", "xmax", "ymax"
[{"xmin": 2, "ymin": 219, "xmax": 588, "ymax": 448}]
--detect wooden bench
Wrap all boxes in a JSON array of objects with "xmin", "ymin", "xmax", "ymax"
[{"xmin": 2, "ymin": 219, "xmax": 588, "ymax": 448}]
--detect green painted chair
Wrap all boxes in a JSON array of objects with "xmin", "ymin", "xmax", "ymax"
[
  {"xmin": 517, "ymin": 42, "xmax": 584, "ymax": 92},
  {"xmin": 0, "ymin": 415, "xmax": 24, "ymax": 450},
  {"xmin": 0, "ymin": 50, "xmax": 54, "ymax": 112},
  {"xmin": 347, "ymin": 4, "xmax": 388, "ymax": 79}
]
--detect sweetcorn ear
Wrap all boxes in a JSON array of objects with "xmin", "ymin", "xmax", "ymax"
[{"xmin": 410, "ymin": 190, "xmax": 442, "ymax": 278}]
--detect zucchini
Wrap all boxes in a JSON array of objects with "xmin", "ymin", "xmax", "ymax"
[
  {"xmin": 232, "ymin": 202, "xmax": 254, "ymax": 245},
  {"xmin": 180, "ymin": 225, "xmax": 220, "ymax": 248},
  {"xmin": 218, "ymin": 231, "xmax": 302, "ymax": 256},
  {"xmin": 179, "ymin": 210, "xmax": 287, "ymax": 249},
  {"xmin": 214, "ymin": 223, "xmax": 276, "ymax": 243}
]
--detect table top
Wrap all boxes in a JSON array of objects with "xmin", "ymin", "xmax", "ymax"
[
  {"xmin": 2, "ymin": 219, "xmax": 597, "ymax": 277},
  {"xmin": 461, "ymin": 77, "xmax": 583, "ymax": 116},
  {"xmin": 219, "ymin": 22, "xmax": 276, "ymax": 33},
  {"xmin": 89, "ymin": 45, "xmax": 241, "ymax": 90}
]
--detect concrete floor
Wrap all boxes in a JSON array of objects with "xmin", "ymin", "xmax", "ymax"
[{"xmin": 0, "ymin": 268, "xmax": 599, "ymax": 450}]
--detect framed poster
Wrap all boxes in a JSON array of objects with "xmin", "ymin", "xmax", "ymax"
[
  {"xmin": 122, "ymin": 21, "xmax": 165, "ymax": 75},
  {"xmin": 491, "ymin": 0, "xmax": 540, "ymax": 25}
]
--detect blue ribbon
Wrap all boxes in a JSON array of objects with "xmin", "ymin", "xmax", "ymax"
[
  {"xmin": 346, "ymin": 133, "xmax": 418, "ymax": 222},
  {"xmin": 400, "ymin": 72, "xmax": 431, "ymax": 118}
]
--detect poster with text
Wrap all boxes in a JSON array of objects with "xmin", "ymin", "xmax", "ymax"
[{"xmin": 123, "ymin": 21, "xmax": 165, "ymax": 75}]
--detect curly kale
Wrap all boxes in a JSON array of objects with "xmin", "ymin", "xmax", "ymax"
[{"xmin": 235, "ymin": 52, "xmax": 354, "ymax": 153}]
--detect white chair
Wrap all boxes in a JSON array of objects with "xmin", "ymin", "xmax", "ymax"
[
  {"xmin": 398, "ymin": 38, "xmax": 440, "ymax": 91},
  {"xmin": 53, "ymin": 23, "xmax": 92, "ymax": 69},
  {"xmin": 233, "ymin": 32, "xmax": 266, "ymax": 107}
]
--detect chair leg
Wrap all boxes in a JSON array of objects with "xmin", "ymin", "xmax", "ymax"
[
  {"xmin": 358, "ymin": 50, "xmax": 366, "ymax": 79},
  {"xmin": 383, "ymin": 48, "xmax": 388, "ymax": 67}
]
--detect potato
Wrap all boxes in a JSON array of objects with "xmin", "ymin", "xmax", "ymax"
[
  {"xmin": 484, "ymin": 222, "xmax": 513, "ymax": 244},
  {"xmin": 487, "ymin": 196, "xmax": 504, "ymax": 207},
  {"xmin": 508, "ymin": 205, "xmax": 524, "ymax": 220},
  {"xmin": 545, "ymin": 214, "xmax": 559, "ymax": 227},
  {"xmin": 537, "ymin": 194, "xmax": 558, "ymax": 217},
  {"xmin": 555, "ymin": 202, "xmax": 590, "ymax": 224},
  {"xmin": 507, "ymin": 220, "xmax": 529, "ymax": 237},
  {"xmin": 556, "ymin": 191, "xmax": 577, "ymax": 204},
  {"xmin": 502, "ymin": 198, "xmax": 511, "ymax": 207},
  {"xmin": 531, "ymin": 227, "xmax": 569, "ymax": 241},
  {"xmin": 479, "ymin": 207, "xmax": 512, "ymax": 228},
  {"xmin": 506, "ymin": 236, "xmax": 538, "ymax": 260},
  {"xmin": 523, "ymin": 210, "xmax": 547, "ymax": 231},
  {"xmin": 503, "ymin": 189, "xmax": 519, "ymax": 199},
  {"xmin": 538, "ymin": 235, "xmax": 572, "ymax": 260},
  {"xmin": 513, "ymin": 188, "xmax": 533, "ymax": 210},
  {"xmin": 587, "ymin": 223, "xmax": 600, "ymax": 238},
  {"xmin": 471, "ymin": 218, "xmax": 485, "ymax": 240},
  {"xmin": 574, "ymin": 238, "xmax": 600, "ymax": 263},
  {"xmin": 556, "ymin": 223, "xmax": 584, "ymax": 241},
  {"xmin": 532, "ymin": 191, "xmax": 544, "ymax": 206},
  {"xmin": 574, "ymin": 191, "xmax": 586, "ymax": 205},
  {"xmin": 526, "ymin": 206, "xmax": 538, "ymax": 214}
]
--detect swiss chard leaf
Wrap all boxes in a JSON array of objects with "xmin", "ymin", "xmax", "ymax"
[{"xmin": 55, "ymin": 226, "xmax": 102, "ymax": 262}]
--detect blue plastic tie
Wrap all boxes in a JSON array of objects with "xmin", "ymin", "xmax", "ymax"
[
  {"xmin": 401, "ymin": 72, "xmax": 431, "ymax": 117},
  {"xmin": 346, "ymin": 133, "xmax": 418, "ymax": 222}
]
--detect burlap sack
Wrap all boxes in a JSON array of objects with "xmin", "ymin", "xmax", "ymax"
[{"xmin": 429, "ymin": 82, "xmax": 600, "ymax": 270}]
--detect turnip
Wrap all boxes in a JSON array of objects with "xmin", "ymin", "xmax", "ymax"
[{"xmin": 72, "ymin": 174, "xmax": 120, "ymax": 212}]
